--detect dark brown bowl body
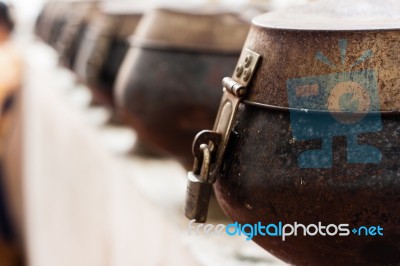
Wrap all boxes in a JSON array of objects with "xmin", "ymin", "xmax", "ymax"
[
  {"xmin": 118, "ymin": 48, "xmax": 240, "ymax": 162},
  {"xmin": 115, "ymin": 8, "xmax": 250, "ymax": 168},
  {"xmin": 74, "ymin": 4, "xmax": 143, "ymax": 107},
  {"xmin": 215, "ymin": 108, "xmax": 400, "ymax": 266},
  {"xmin": 189, "ymin": 3, "xmax": 400, "ymax": 266}
]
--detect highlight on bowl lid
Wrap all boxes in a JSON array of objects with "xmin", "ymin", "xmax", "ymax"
[
  {"xmin": 129, "ymin": 6, "xmax": 253, "ymax": 53},
  {"xmin": 253, "ymin": 0, "xmax": 400, "ymax": 31}
]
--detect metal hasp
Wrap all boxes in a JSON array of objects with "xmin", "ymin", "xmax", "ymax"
[{"xmin": 184, "ymin": 49, "xmax": 261, "ymax": 223}]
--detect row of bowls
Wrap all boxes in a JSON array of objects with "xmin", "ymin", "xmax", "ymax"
[
  {"xmin": 35, "ymin": 1, "xmax": 400, "ymax": 265},
  {"xmin": 35, "ymin": 0, "xmax": 265, "ymax": 169}
]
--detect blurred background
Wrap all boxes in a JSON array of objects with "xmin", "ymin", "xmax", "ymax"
[{"xmin": 0, "ymin": 0, "xmax": 313, "ymax": 266}]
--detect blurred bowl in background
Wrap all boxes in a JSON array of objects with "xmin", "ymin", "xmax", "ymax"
[
  {"xmin": 54, "ymin": 1, "xmax": 99, "ymax": 69},
  {"xmin": 73, "ymin": 2, "xmax": 144, "ymax": 112},
  {"xmin": 115, "ymin": 6, "xmax": 251, "ymax": 169},
  {"xmin": 35, "ymin": 1, "xmax": 65, "ymax": 44},
  {"xmin": 34, "ymin": 1, "xmax": 51, "ymax": 41}
]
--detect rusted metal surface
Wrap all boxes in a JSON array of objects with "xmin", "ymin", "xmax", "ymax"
[
  {"xmin": 214, "ymin": 105, "xmax": 400, "ymax": 265},
  {"xmin": 187, "ymin": 2, "xmax": 400, "ymax": 265},
  {"xmin": 115, "ymin": 8, "xmax": 250, "ymax": 169},
  {"xmin": 246, "ymin": 9, "xmax": 400, "ymax": 111}
]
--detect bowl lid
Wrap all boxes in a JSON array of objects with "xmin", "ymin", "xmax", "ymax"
[
  {"xmin": 87, "ymin": 9, "xmax": 143, "ymax": 39},
  {"xmin": 99, "ymin": 1, "xmax": 150, "ymax": 16},
  {"xmin": 234, "ymin": 0, "xmax": 400, "ymax": 112},
  {"xmin": 130, "ymin": 6, "xmax": 251, "ymax": 53}
]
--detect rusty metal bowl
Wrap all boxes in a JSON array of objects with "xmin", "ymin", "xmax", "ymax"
[
  {"xmin": 185, "ymin": 1, "xmax": 400, "ymax": 265},
  {"xmin": 74, "ymin": 2, "xmax": 143, "ymax": 108},
  {"xmin": 115, "ymin": 7, "xmax": 250, "ymax": 168}
]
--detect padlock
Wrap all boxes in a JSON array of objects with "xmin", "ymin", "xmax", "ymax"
[
  {"xmin": 185, "ymin": 171, "xmax": 213, "ymax": 223},
  {"xmin": 185, "ymin": 144, "xmax": 213, "ymax": 223}
]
